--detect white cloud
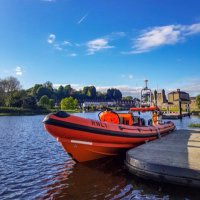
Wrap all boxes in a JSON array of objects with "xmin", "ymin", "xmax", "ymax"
[
  {"xmin": 121, "ymin": 74, "xmax": 143, "ymax": 81},
  {"xmin": 167, "ymin": 78, "xmax": 200, "ymax": 96},
  {"xmin": 47, "ymin": 34, "xmax": 56, "ymax": 44},
  {"xmin": 185, "ymin": 23, "xmax": 200, "ymax": 35},
  {"xmin": 87, "ymin": 38, "xmax": 114, "ymax": 55},
  {"xmin": 62, "ymin": 40, "xmax": 72, "ymax": 46},
  {"xmin": 128, "ymin": 74, "xmax": 133, "ymax": 79},
  {"xmin": 128, "ymin": 23, "xmax": 200, "ymax": 54},
  {"xmin": 77, "ymin": 13, "xmax": 88, "ymax": 24},
  {"xmin": 105, "ymin": 32, "xmax": 126, "ymax": 40},
  {"xmin": 54, "ymin": 44, "xmax": 63, "ymax": 51},
  {"xmin": 15, "ymin": 66, "xmax": 23, "ymax": 76},
  {"xmin": 68, "ymin": 53, "xmax": 78, "ymax": 57}
]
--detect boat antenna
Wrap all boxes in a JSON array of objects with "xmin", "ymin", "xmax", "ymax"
[
  {"xmin": 144, "ymin": 79, "xmax": 148, "ymax": 89},
  {"xmin": 140, "ymin": 79, "xmax": 152, "ymax": 107}
]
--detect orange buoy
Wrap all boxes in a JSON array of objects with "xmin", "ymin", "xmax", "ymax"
[{"xmin": 99, "ymin": 111, "xmax": 120, "ymax": 124}]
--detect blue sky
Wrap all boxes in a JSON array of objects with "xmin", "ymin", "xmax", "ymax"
[{"xmin": 0, "ymin": 0, "xmax": 200, "ymax": 96}]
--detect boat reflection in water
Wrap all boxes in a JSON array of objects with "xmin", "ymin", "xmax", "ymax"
[
  {"xmin": 40, "ymin": 156, "xmax": 200, "ymax": 200},
  {"xmin": 42, "ymin": 157, "xmax": 128, "ymax": 199}
]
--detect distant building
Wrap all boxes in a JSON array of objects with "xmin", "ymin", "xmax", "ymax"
[
  {"xmin": 190, "ymin": 97, "xmax": 198, "ymax": 110},
  {"xmin": 82, "ymin": 101, "xmax": 116, "ymax": 108},
  {"xmin": 155, "ymin": 89, "xmax": 191, "ymax": 111},
  {"xmin": 157, "ymin": 89, "xmax": 168, "ymax": 106},
  {"xmin": 116, "ymin": 100, "xmax": 138, "ymax": 108},
  {"xmin": 168, "ymin": 89, "xmax": 190, "ymax": 104},
  {"xmin": 165, "ymin": 89, "xmax": 190, "ymax": 111}
]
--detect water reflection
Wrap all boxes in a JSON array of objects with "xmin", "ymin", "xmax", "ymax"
[
  {"xmin": 40, "ymin": 156, "xmax": 200, "ymax": 200},
  {"xmin": 0, "ymin": 114, "xmax": 200, "ymax": 200}
]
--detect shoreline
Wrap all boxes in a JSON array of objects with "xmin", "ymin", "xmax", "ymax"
[
  {"xmin": 1, "ymin": 108, "xmax": 200, "ymax": 117},
  {"xmin": 0, "ymin": 108, "xmax": 82, "ymax": 117}
]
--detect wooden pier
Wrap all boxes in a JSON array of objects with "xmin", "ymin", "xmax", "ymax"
[
  {"xmin": 125, "ymin": 129, "xmax": 200, "ymax": 187},
  {"xmin": 162, "ymin": 112, "xmax": 190, "ymax": 119}
]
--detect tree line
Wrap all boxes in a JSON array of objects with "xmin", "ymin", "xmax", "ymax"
[{"xmin": 0, "ymin": 76, "xmax": 123, "ymax": 110}]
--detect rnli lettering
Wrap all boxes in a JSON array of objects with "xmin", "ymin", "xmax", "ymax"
[{"xmin": 91, "ymin": 120, "xmax": 107, "ymax": 128}]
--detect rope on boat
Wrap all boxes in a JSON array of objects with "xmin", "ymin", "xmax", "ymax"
[{"xmin": 155, "ymin": 127, "xmax": 161, "ymax": 139}]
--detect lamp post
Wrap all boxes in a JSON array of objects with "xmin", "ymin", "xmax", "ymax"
[{"xmin": 177, "ymin": 89, "xmax": 182, "ymax": 119}]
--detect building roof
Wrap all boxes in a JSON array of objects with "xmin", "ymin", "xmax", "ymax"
[
  {"xmin": 174, "ymin": 98, "xmax": 190, "ymax": 101},
  {"xmin": 168, "ymin": 91, "xmax": 188, "ymax": 95}
]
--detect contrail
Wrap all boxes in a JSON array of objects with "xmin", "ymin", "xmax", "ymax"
[{"xmin": 77, "ymin": 13, "xmax": 88, "ymax": 24}]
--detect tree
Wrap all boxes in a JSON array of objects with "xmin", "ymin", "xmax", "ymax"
[
  {"xmin": 57, "ymin": 85, "xmax": 66, "ymax": 101},
  {"xmin": 43, "ymin": 81, "xmax": 53, "ymax": 91},
  {"xmin": 122, "ymin": 96, "xmax": 133, "ymax": 101},
  {"xmin": 96, "ymin": 91, "xmax": 106, "ymax": 101},
  {"xmin": 82, "ymin": 86, "xmax": 89, "ymax": 96},
  {"xmin": 88, "ymin": 86, "xmax": 96, "ymax": 98},
  {"xmin": 22, "ymin": 96, "xmax": 37, "ymax": 109},
  {"xmin": 10, "ymin": 90, "xmax": 27, "ymax": 107},
  {"xmin": 49, "ymin": 99, "xmax": 55, "ymax": 109},
  {"xmin": 64, "ymin": 85, "xmax": 74, "ymax": 96},
  {"xmin": 106, "ymin": 88, "xmax": 122, "ymax": 100},
  {"xmin": 61, "ymin": 97, "xmax": 78, "ymax": 110},
  {"xmin": 36, "ymin": 86, "xmax": 52, "ymax": 100},
  {"xmin": 196, "ymin": 95, "xmax": 200, "ymax": 109},
  {"xmin": 31, "ymin": 84, "xmax": 43, "ymax": 96},
  {"xmin": 0, "ymin": 76, "xmax": 21, "ymax": 106},
  {"xmin": 39, "ymin": 95, "xmax": 49, "ymax": 108}
]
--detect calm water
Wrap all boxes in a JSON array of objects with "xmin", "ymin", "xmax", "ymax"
[{"xmin": 0, "ymin": 113, "xmax": 200, "ymax": 200}]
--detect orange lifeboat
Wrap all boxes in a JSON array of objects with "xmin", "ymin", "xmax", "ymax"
[{"xmin": 43, "ymin": 110, "xmax": 175, "ymax": 162}]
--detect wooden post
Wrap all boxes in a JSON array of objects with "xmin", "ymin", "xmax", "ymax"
[
  {"xmin": 177, "ymin": 89, "xmax": 182, "ymax": 119},
  {"xmin": 179, "ymin": 99, "xmax": 182, "ymax": 119}
]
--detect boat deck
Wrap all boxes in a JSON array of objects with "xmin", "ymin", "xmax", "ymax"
[{"xmin": 125, "ymin": 129, "xmax": 200, "ymax": 187}]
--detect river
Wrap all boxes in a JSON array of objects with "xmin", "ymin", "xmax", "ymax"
[{"xmin": 0, "ymin": 112, "xmax": 200, "ymax": 200}]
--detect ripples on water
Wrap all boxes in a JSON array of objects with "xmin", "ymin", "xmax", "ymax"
[{"xmin": 0, "ymin": 114, "xmax": 200, "ymax": 200}]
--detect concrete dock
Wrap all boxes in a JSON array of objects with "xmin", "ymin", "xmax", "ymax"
[{"xmin": 125, "ymin": 129, "xmax": 200, "ymax": 187}]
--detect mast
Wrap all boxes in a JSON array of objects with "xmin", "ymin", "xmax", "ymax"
[{"xmin": 140, "ymin": 80, "xmax": 152, "ymax": 107}]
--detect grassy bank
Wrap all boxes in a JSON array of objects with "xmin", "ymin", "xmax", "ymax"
[
  {"xmin": 189, "ymin": 123, "xmax": 200, "ymax": 128},
  {"xmin": 0, "ymin": 107, "xmax": 83, "ymax": 116},
  {"xmin": 0, "ymin": 107, "xmax": 50, "ymax": 116}
]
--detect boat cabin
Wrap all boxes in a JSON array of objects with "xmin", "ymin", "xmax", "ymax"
[{"xmin": 99, "ymin": 106, "xmax": 160, "ymax": 126}]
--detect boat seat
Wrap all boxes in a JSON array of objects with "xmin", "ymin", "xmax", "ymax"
[
  {"xmin": 118, "ymin": 113, "xmax": 134, "ymax": 126},
  {"xmin": 119, "ymin": 117, "xmax": 124, "ymax": 124},
  {"xmin": 133, "ymin": 116, "xmax": 139, "ymax": 125}
]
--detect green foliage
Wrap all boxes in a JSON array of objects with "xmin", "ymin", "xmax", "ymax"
[
  {"xmin": 0, "ymin": 76, "xmax": 130, "ymax": 114},
  {"xmin": 36, "ymin": 86, "xmax": 52, "ymax": 100},
  {"xmin": 31, "ymin": 84, "xmax": 43, "ymax": 96},
  {"xmin": 22, "ymin": 96, "xmax": 37, "ymax": 109},
  {"xmin": 0, "ymin": 106, "xmax": 49, "ymax": 116},
  {"xmin": 39, "ymin": 95, "xmax": 49, "ymax": 108},
  {"xmin": 10, "ymin": 90, "xmax": 27, "ymax": 107},
  {"xmin": 188, "ymin": 123, "xmax": 200, "ymax": 128},
  {"xmin": 122, "ymin": 96, "xmax": 133, "ymax": 101},
  {"xmin": 61, "ymin": 97, "xmax": 78, "ymax": 110},
  {"xmin": 49, "ymin": 99, "xmax": 55, "ymax": 109},
  {"xmin": 43, "ymin": 81, "xmax": 53, "ymax": 91},
  {"xmin": 64, "ymin": 84, "xmax": 74, "ymax": 96},
  {"xmin": 106, "ymin": 88, "xmax": 122, "ymax": 100},
  {"xmin": 82, "ymin": 86, "xmax": 96, "ymax": 99},
  {"xmin": 57, "ymin": 85, "xmax": 66, "ymax": 101},
  {"xmin": 0, "ymin": 76, "xmax": 21, "ymax": 107},
  {"xmin": 196, "ymin": 95, "xmax": 200, "ymax": 109}
]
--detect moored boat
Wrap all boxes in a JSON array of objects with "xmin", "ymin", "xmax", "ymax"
[{"xmin": 43, "ymin": 108, "xmax": 175, "ymax": 162}]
